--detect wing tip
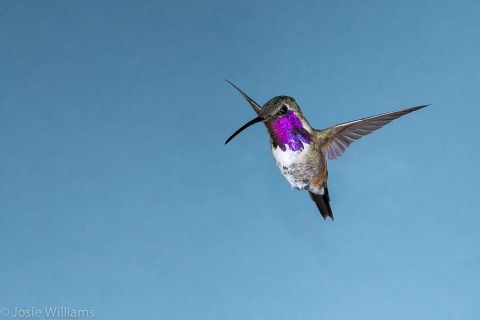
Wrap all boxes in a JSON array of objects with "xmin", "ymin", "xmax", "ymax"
[
  {"xmin": 411, "ymin": 104, "xmax": 430, "ymax": 111},
  {"xmin": 225, "ymin": 79, "xmax": 263, "ymax": 114}
]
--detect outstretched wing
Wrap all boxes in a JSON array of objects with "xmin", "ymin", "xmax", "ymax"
[
  {"xmin": 225, "ymin": 80, "xmax": 263, "ymax": 115},
  {"xmin": 318, "ymin": 105, "xmax": 428, "ymax": 160}
]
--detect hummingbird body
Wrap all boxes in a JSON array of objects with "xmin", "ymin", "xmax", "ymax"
[
  {"xmin": 224, "ymin": 80, "xmax": 427, "ymax": 220},
  {"xmin": 264, "ymin": 101, "xmax": 327, "ymax": 194}
]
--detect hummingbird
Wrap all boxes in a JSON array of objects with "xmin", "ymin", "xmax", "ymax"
[{"xmin": 224, "ymin": 80, "xmax": 428, "ymax": 220}]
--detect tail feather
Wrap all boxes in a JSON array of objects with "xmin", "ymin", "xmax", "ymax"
[{"xmin": 308, "ymin": 188, "xmax": 333, "ymax": 220}]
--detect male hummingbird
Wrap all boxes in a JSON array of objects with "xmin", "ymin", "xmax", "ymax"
[{"xmin": 224, "ymin": 80, "xmax": 427, "ymax": 220}]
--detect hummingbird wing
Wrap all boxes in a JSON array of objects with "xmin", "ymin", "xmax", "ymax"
[
  {"xmin": 308, "ymin": 189, "xmax": 333, "ymax": 220},
  {"xmin": 318, "ymin": 105, "xmax": 428, "ymax": 160},
  {"xmin": 225, "ymin": 80, "xmax": 263, "ymax": 115}
]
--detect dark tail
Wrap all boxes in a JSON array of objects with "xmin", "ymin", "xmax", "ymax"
[{"xmin": 308, "ymin": 188, "xmax": 333, "ymax": 220}]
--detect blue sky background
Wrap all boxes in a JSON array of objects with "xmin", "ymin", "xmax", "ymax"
[{"xmin": 1, "ymin": 1, "xmax": 479, "ymax": 319}]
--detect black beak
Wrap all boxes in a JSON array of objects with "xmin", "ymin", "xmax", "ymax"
[{"xmin": 225, "ymin": 116, "xmax": 264, "ymax": 144}]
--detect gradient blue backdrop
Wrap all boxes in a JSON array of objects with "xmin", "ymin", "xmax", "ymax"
[{"xmin": 1, "ymin": 1, "xmax": 479, "ymax": 319}]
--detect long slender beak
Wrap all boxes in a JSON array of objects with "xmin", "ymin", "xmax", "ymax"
[
  {"xmin": 225, "ymin": 116, "xmax": 264, "ymax": 144},
  {"xmin": 225, "ymin": 80, "xmax": 262, "ymax": 115}
]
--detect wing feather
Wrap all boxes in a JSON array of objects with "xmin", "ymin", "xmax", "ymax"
[{"xmin": 319, "ymin": 105, "xmax": 428, "ymax": 160}]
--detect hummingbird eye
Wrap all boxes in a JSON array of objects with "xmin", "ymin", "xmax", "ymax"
[{"xmin": 278, "ymin": 105, "xmax": 288, "ymax": 115}]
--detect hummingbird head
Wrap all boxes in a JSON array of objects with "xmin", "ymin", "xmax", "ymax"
[{"xmin": 225, "ymin": 81, "xmax": 313, "ymax": 151}]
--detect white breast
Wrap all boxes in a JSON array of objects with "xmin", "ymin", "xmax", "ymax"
[
  {"xmin": 271, "ymin": 143, "xmax": 310, "ymax": 167},
  {"xmin": 271, "ymin": 143, "xmax": 312, "ymax": 189}
]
